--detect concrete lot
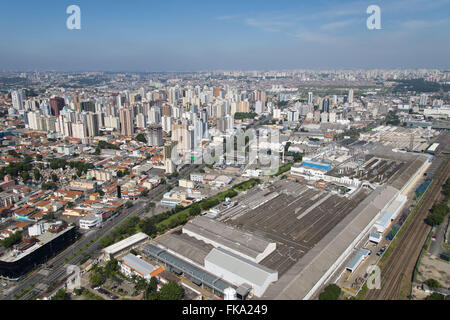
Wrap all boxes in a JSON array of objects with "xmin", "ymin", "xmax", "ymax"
[{"xmin": 222, "ymin": 180, "xmax": 369, "ymax": 276}]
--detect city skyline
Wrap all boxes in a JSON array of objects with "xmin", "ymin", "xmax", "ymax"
[{"xmin": 1, "ymin": 0, "xmax": 450, "ymax": 71}]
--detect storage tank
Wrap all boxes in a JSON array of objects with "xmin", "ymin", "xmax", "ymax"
[{"xmin": 224, "ymin": 287, "xmax": 237, "ymax": 300}]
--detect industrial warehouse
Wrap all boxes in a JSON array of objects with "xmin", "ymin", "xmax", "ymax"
[{"xmin": 120, "ymin": 144, "xmax": 432, "ymax": 300}]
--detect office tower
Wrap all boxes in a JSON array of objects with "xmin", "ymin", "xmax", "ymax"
[
  {"xmin": 230, "ymin": 101, "xmax": 238, "ymax": 115},
  {"xmin": 11, "ymin": 90, "xmax": 24, "ymax": 110},
  {"xmin": 348, "ymin": 89, "xmax": 354, "ymax": 104},
  {"xmin": 308, "ymin": 92, "xmax": 313, "ymax": 105},
  {"xmin": 86, "ymin": 113, "xmax": 99, "ymax": 137},
  {"xmin": 273, "ymin": 108, "xmax": 281, "ymax": 120},
  {"xmin": 26, "ymin": 111, "xmax": 39, "ymax": 130},
  {"xmin": 136, "ymin": 113, "xmax": 146, "ymax": 129},
  {"xmin": 260, "ymin": 91, "xmax": 267, "ymax": 104},
  {"xmin": 329, "ymin": 112, "xmax": 337, "ymax": 123},
  {"xmin": 226, "ymin": 115, "xmax": 234, "ymax": 132},
  {"xmin": 321, "ymin": 112, "xmax": 329, "ymax": 123},
  {"xmin": 162, "ymin": 104, "xmax": 172, "ymax": 117},
  {"xmin": 119, "ymin": 108, "xmax": 134, "ymax": 136},
  {"xmin": 40, "ymin": 101, "xmax": 51, "ymax": 115},
  {"xmin": 201, "ymin": 108, "xmax": 208, "ymax": 123},
  {"xmin": 172, "ymin": 106, "xmax": 180, "ymax": 118},
  {"xmin": 287, "ymin": 109, "xmax": 299, "ymax": 122},
  {"xmin": 419, "ymin": 94, "xmax": 427, "ymax": 107},
  {"xmin": 116, "ymin": 94, "xmax": 123, "ymax": 108},
  {"xmin": 72, "ymin": 122, "xmax": 87, "ymax": 139},
  {"xmin": 148, "ymin": 125, "xmax": 163, "ymax": 146},
  {"xmin": 255, "ymin": 101, "xmax": 264, "ymax": 114},
  {"xmin": 322, "ymin": 98, "xmax": 330, "ymax": 113},
  {"xmin": 148, "ymin": 106, "xmax": 161, "ymax": 125},
  {"xmin": 238, "ymin": 100, "xmax": 249, "ymax": 113},
  {"xmin": 214, "ymin": 86, "xmax": 221, "ymax": 98},
  {"xmin": 162, "ymin": 116, "xmax": 172, "ymax": 132},
  {"xmin": 217, "ymin": 117, "xmax": 226, "ymax": 132},
  {"xmin": 332, "ymin": 95, "xmax": 337, "ymax": 105},
  {"xmin": 50, "ymin": 97, "xmax": 65, "ymax": 117},
  {"xmin": 45, "ymin": 116, "xmax": 57, "ymax": 132}
]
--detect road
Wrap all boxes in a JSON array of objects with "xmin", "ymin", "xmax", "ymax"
[
  {"xmin": 1, "ymin": 164, "xmax": 198, "ymax": 300},
  {"xmin": 365, "ymin": 158, "xmax": 450, "ymax": 300},
  {"xmin": 428, "ymin": 217, "xmax": 449, "ymax": 257}
]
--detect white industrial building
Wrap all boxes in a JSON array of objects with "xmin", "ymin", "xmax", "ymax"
[
  {"xmin": 204, "ymin": 248, "xmax": 278, "ymax": 298},
  {"xmin": 183, "ymin": 216, "xmax": 276, "ymax": 263},
  {"xmin": 346, "ymin": 249, "xmax": 371, "ymax": 273},
  {"xmin": 120, "ymin": 254, "xmax": 161, "ymax": 280},
  {"xmin": 102, "ymin": 232, "xmax": 149, "ymax": 260},
  {"xmin": 369, "ymin": 232, "xmax": 382, "ymax": 244},
  {"xmin": 374, "ymin": 194, "xmax": 407, "ymax": 233}
]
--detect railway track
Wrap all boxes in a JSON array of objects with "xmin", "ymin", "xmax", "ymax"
[{"xmin": 366, "ymin": 158, "xmax": 450, "ymax": 300}]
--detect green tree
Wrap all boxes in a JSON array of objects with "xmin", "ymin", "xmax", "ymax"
[
  {"xmin": 425, "ymin": 204, "xmax": 449, "ymax": 226},
  {"xmin": 21, "ymin": 171, "xmax": 30, "ymax": 182},
  {"xmin": 139, "ymin": 218, "xmax": 157, "ymax": 237},
  {"xmin": 144, "ymin": 277, "xmax": 159, "ymax": 300},
  {"xmin": 318, "ymin": 284, "xmax": 341, "ymax": 300},
  {"xmin": 425, "ymin": 292, "xmax": 445, "ymax": 300},
  {"xmin": 104, "ymin": 255, "xmax": 119, "ymax": 277},
  {"xmin": 41, "ymin": 182, "xmax": 57, "ymax": 190},
  {"xmin": 1, "ymin": 231, "xmax": 23, "ymax": 248},
  {"xmin": 33, "ymin": 169, "xmax": 41, "ymax": 181},
  {"xmin": 89, "ymin": 268, "xmax": 106, "ymax": 287},
  {"xmin": 424, "ymin": 279, "xmax": 441, "ymax": 288},
  {"xmin": 51, "ymin": 289, "xmax": 70, "ymax": 300},
  {"xmin": 189, "ymin": 206, "xmax": 201, "ymax": 217},
  {"xmin": 159, "ymin": 281, "xmax": 184, "ymax": 300},
  {"xmin": 43, "ymin": 213, "xmax": 55, "ymax": 220},
  {"xmin": 136, "ymin": 133, "xmax": 147, "ymax": 143},
  {"xmin": 126, "ymin": 201, "xmax": 134, "ymax": 209}
]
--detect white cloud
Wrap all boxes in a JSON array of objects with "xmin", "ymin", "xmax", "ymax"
[{"xmin": 320, "ymin": 19, "xmax": 358, "ymax": 31}]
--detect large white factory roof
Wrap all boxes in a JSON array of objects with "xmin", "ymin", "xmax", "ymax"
[
  {"xmin": 204, "ymin": 248, "xmax": 278, "ymax": 297},
  {"xmin": 183, "ymin": 216, "xmax": 276, "ymax": 263}
]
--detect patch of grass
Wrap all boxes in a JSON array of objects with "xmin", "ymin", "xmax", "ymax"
[
  {"xmin": 352, "ymin": 283, "xmax": 368, "ymax": 300},
  {"xmin": 81, "ymin": 288, "xmax": 104, "ymax": 300},
  {"xmin": 271, "ymin": 163, "xmax": 292, "ymax": 177}
]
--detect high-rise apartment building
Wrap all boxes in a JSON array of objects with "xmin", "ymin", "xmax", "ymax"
[{"xmin": 119, "ymin": 108, "xmax": 134, "ymax": 136}]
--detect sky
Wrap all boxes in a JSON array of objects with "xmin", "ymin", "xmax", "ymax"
[{"xmin": 0, "ymin": 0, "xmax": 450, "ymax": 71}]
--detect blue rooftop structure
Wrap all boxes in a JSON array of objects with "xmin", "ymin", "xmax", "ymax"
[{"xmin": 301, "ymin": 160, "xmax": 332, "ymax": 172}]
